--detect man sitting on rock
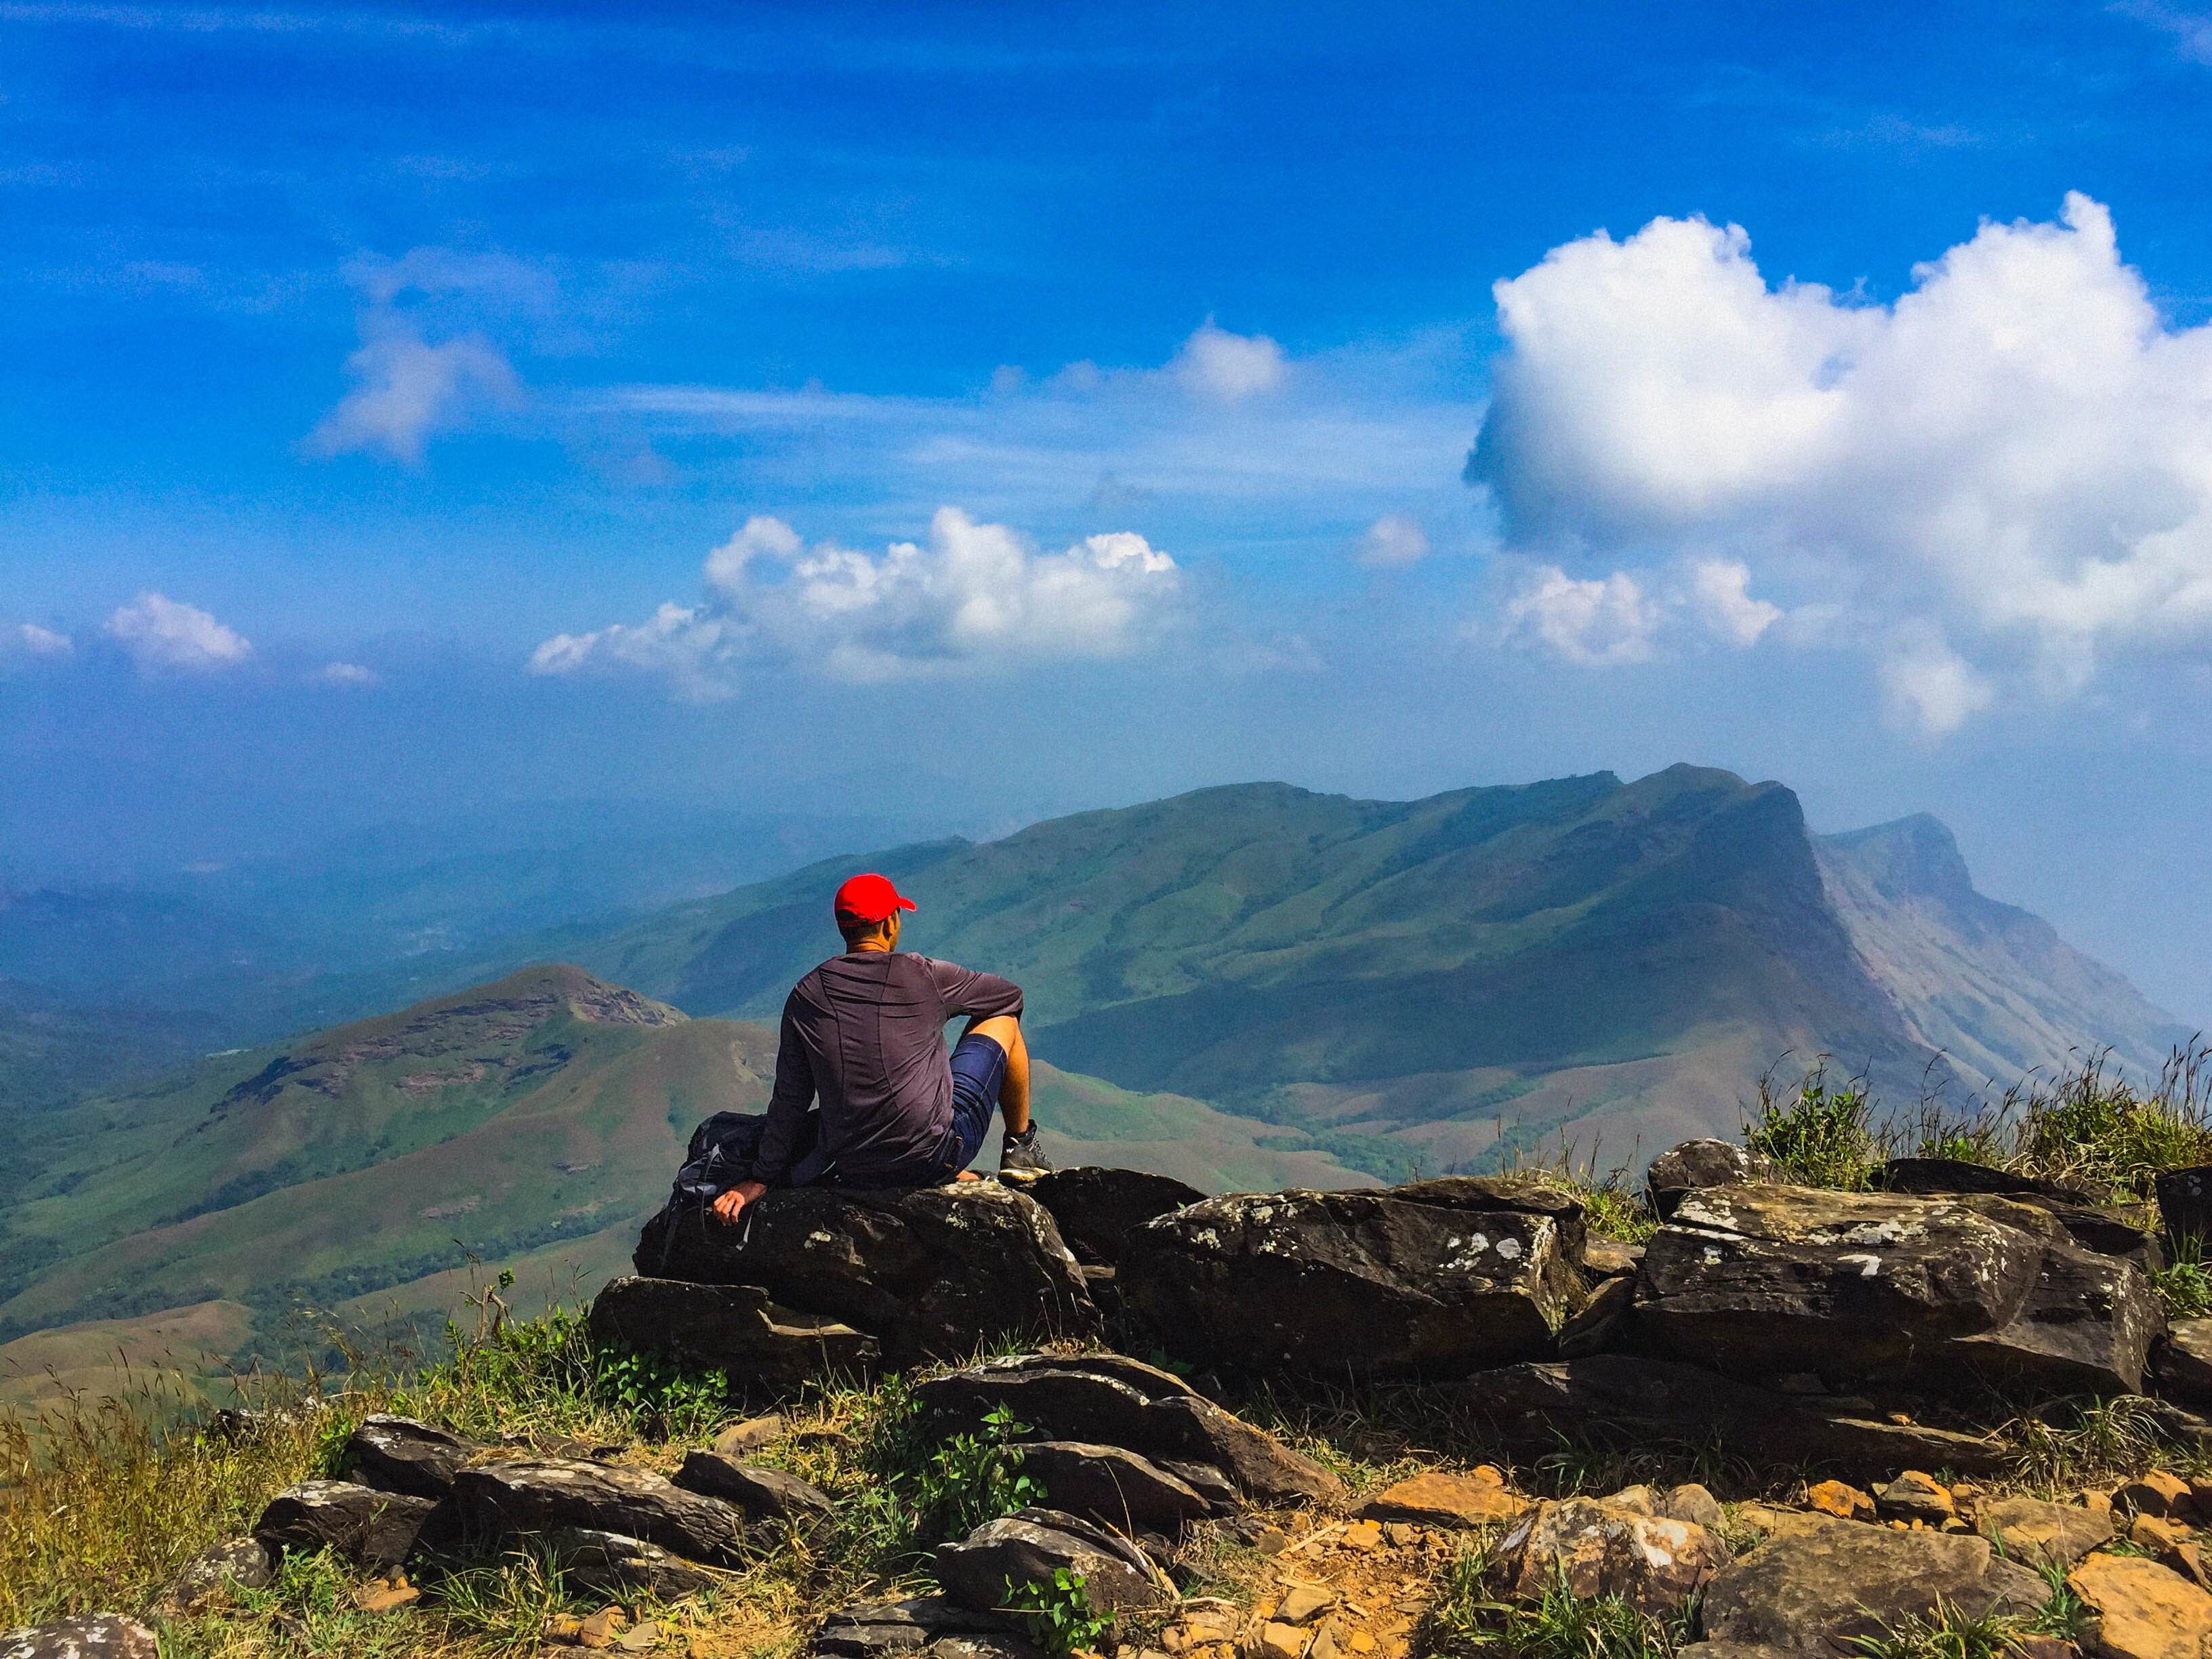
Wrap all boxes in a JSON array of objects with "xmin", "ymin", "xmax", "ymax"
[{"xmin": 710, "ymin": 872, "xmax": 1049, "ymax": 1223}]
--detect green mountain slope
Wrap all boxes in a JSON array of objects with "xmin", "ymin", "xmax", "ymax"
[
  {"xmin": 573, "ymin": 766, "xmax": 1936, "ymax": 1166},
  {"xmin": 0, "ymin": 963, "xmax": 1357, "ymax": 1359}
]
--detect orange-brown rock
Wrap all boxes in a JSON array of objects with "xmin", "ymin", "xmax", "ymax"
[{"xmin": 2068, "ymin": 1551, "xmax": 2212, "ymax": 1659}]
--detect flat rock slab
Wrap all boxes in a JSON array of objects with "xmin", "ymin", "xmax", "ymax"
[
  {"xmin": 1355, "ymin": 1471, "xmax": 1527, "ymax": 1530},
  {"xmin": 1701, "ymin": 1522, "xmax": 2047, "ymax": 1652},
  {"xmin": 255, "ymin": 1479, "xmax": 440, "ymax": 1570},
  {"xmin": 539, "ymin": 1528, "xmax": 726, "ymax": 1599},
  {"xmin": 634, "ymin": 1182, "xmax": 1097, "ymax": 1367},
  {"xmin": 1636, "ymin": 1183, "xmax": 2051, "ymax": 1385},
  {"xmin": 996, "ymin": 1167, "xmax": 1205, "ymax": 1266},
  {"xmin": 2069, "ymin": 1551, "xmax": 2212, "ymax": 1659},
  {"xmin": 1012, "ymin": 1440, "xmax": 1217, "ymax": 1530},
  {"xmin": 1493, "ymin": 1498, "xmax": 1727, "ymax": 1615},
  {"xmin": 2156, "ymin": 1320, "xmax": 2212, "ymax": 1412},
  {"xmin": 914, "ymin": 1352, "xmax": 1344, "ymax": 1506},
  {"xmin": 348, "ymin": 1414, "xmax": 479, "ymax": 1499},
  {"xmin": 590, "ymin": 1276, "xmax": 881, "ymax": 1385},
  {"xmin": 810, "ymin": 1597, "xmax": 1044, "ymax": 1659},
  {"xmin": 935, "ymin": 1507, "xmax": 1174, "ymax": 1617},
  {"xmin": 1119, "ymin": 1179, "xmax": 1584, "ymax": 1378},
  {"xmin": 1928, "ymin": 1217, "xmax": 2165, "ymax": 1398},
  {"xmin": 0, "ymin": 1618, "xmax": 160, "ymax": 1659},
  {"xmin": 674, "ymin": 1452, "xmax": 835, "ymax": 1528},
  {"xmin": 1451, "ymin": 1353, "xmax": 2015, "ymax": 1477},
  {"xmin": 451, "ymin": 1456, "xmax": 761, "ymax": 1566},
  {"xmin": 1978, "ymin": 1494, "xmax": 2116, "ymax": 1570}
]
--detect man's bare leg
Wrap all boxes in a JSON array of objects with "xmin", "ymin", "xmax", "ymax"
[{"xmin": 964, "ymin": 1014, "xmax": 1030, "ymax": 1136}]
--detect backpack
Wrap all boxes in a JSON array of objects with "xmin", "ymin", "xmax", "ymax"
[{"xmin": 644, "ymin": 1109, "xmax": 829, "ymax": 1268}]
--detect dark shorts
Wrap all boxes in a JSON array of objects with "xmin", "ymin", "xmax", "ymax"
[{"xmin": 937, "ymin": 1031, "xmax": 1007, "ymax": 1176}]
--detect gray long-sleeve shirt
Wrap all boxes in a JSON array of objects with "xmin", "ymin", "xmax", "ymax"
[{"xmin": 752, "ymin": 951, "xmax": 1024, "ymax": 1187}]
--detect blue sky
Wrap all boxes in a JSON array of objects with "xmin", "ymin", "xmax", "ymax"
[{"xmin": 9, "ymin": 1, "xmax": 2212, "ymax": 1019}]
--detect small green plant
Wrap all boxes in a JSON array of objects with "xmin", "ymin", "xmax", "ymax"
[
  {"xmin": 2009, "ymin": 1046, "xmax": 2212, "ymax": 1197},
  {"xmin": 925, "ymin": 1404, "xmax": 1045, "ymax": 1538},
  {"xmin": 1846, "ymin": 1595, "xmax": 2029, "ymax": 1658},
  {"xmin": 1002, "ymin": 1568, "xmax": 1111, "ymax": 1658},
  {"xmin": 2156, "ymin": 1233, "xmax": 2212, "ymax": 1322},
  {"xmin": 1744, "ymin": 1059, "xmax": 1877, "ymax": 1190},
  {"xmin": 2010, "ymin": 1393, "xmax": 2173, "ymax": 1490}
]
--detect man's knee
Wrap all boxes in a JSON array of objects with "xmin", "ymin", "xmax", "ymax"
[{"xmin": 967, "ymin": 1014, "xmax": 1021, "ymax": 1052}]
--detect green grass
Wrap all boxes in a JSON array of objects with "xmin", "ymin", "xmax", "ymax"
[
  {"xmin": 1743, "ymin": 1060, "xmax": 1879, "ymax": 1191},
  {"xmin": 1423, "ymin": 1549, "xmax": 1694, "ymax": 1658}
]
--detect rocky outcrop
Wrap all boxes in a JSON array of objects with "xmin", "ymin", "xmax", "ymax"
[
  {"xmin": 632, "ymin": 1182, "xmax": 1096, "ymax": 1366},
  {"xmin": 538, "ymin": 1528, "xmax": 729, "ymax": 1599},
  {"xmin": 155, "ymin": 1536, "xmax": 275, "ymax": 1614},
  {"xmin": 1118, "ymin": 1178, "xmax": 1586, "ymax": 1378},
  {"xmin": 996, "ymin": 1166, "xmax": 1205, "ymax": 1265},
  {"xmin": 1355, "ymin": 1469, "xmax": 1528, "ymax": 1529},
  {"xmin": 2154, "ymin": 1319, "xmax": 2212, "ymax": 1410},
  {"xmin": 590, "ymin": 1276, "xmax": 882, "ymax": 1387},
  {"xmin": 1699, "ymin": 1523, "xmax": 2048, "ymax": 1652},
  {"xmin": 914, "ymin": 1353, "xmax": 1345, "ymax": 1507},
  {"xmin": 1977, "ymin": 1494, "xmax": 2117, "ymax": 1569},
  {"xmin": 346, "ymin": 1414, "xmax": 478, "ymax": 1499},
  {"xmin": 1490, "ymin": 1497, "xmax": 1727, "ymax": 1615},
  {"xmin": 1931, "ymin": 1227, "xmax": 2163, "ymax": 1397},
  {"xmin": 1010, "ymin": 1441, "xmax": 1218, "ymax": 1531},
  {"xmin": 450, "ymin": 1457, "xmax": 761, "ymax": 1567},
  {"xmin": 935, "ymin": 1508, "xmax": 1174, "ymax": 1617},
  {"xmin": 255, "ymin": 1479, "xmax": 440, "ymax": 1570},
  {"xmin": 1647, "ymin": 1140, "xmax": 1776, "ymax": 1221},
  {"xmin": 0, "ymin": 1618, "xmax": 161, "ymax": 1659},
  {"xmin": 673, "ymin": 1452, "xmax": 836, "ymax": 1531},
  {"xmin": 1635, "ymin": 1183, "xmax": 2073, "ymax": 1386},
  {"xmin": 1451, "ymin": 1353, "xmax": 2014, "ymax": 1477},
  {"xmin": 2156, "ymin": 1164, "xmax": 2212, "ymax": 1244},
  {"xmin": 2068, "ymin": 1551, "xmax": 2212, "ymax": 1659}
]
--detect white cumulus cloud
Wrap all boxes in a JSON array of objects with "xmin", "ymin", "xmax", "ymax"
[
  {"xmin": 306, "ymin": 321, "xmax": 523, "ymax": 464},
  {"xmin": 316, "ymin": 661, "xmax": 379, "ymax": 686},
  {"xmin": 531, "ymin": 508, "xmax": 1181, "ymax": 699},
  {"xmin": 1469, "ymin": 192, "xmax": 2212, "ymax": 732},
  {"xmin": 16, "ymin": 622, "xmax": 72, "ymax": 657},
  {"xmin": 105, "ymin": 593, "xmax": 252, "ymax": 674},
  {"xmin": 1356, "ymin": 514, "xmax": 1432, "ymax": 568},
  {"xmin": 1500, "ymin": 567, "xmax": 1665, "ymax": 665},
  {"xmin": 1172, "ymin": 321, "xmax": 1288, "ymax": 401}
]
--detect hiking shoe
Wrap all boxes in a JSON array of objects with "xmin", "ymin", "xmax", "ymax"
[{"xmin": 1000, "ymin": 1124, "xmax": 1052, "ymax": 1174}]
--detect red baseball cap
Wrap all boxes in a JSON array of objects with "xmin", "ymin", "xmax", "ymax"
[{"xmin": 833, "ymin": 872, "xmax": 917, "ymax": 925}]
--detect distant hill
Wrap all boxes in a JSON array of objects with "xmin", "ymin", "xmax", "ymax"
[
  {"xmin": 0, "ymin": 962, "xmax": 1358, "ymax": 1364},
  {"xmin": 0, "ymin": 978, "xmax": 209, "ymax": 1119},
  {"xmin": 564, "ymin": 766, "xmax": 2186, "ymax": 1172}
]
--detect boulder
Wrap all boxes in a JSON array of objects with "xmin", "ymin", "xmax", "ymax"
[
  {"xmin": 934, "ymin": 1508, "xmax": 1174, "ymax": 1616},
  {"xmin": 1647, "ymin": 1140, "xmax": 1775, "ymax": 1221},
  {"xmin": 589, "ymin": 1275, "xmax": 881, "ymax": 1385},
  {"xmin": 1635, "ymin": 1183, "xmax": 2050, "ymax": 1385},
  {"xmin": 810, "ymin": 1597, "xmax": 1043, "ymax": 1659},
  {"xmin": 1979, "ymin": 1494, "xmax": 2117, "ymax": 1570},
  {"xmin": 2158, "ymin": 1165, "xmax": 2212, "ymax": 1246},
  {"xmin": 1118, "ymin": 1180, "xmax": 1584, "ymax": 1378},
  {"xmin": 2154, "ymin": 1320, "xmax": 2212, "ymax": 1412},
  {"xmin": 0, "ymin": 1618, "xmax": 160, "ymax": 1659},
  {"xmin": 156, "ymin": 1535, "xmax": 275, "ymax": 1614},
  {"xmin": 1662, "ymin": 1483, "xmax": 1724, "ymax": 1529},
  {"xmin": 674, "ymin": 1452, "xmax": 836, "ymax": 1530},
  {"xmin": 2068, "ymin": 1551, "xmax": 2212, "ymax": 1659},
  {"xmin": 538, "ymin": 1528, "xmax": 726, "ymax": 1599},
  {"xmin": 633, "ymin": 1183, "xmax": 1097, "ymax": 1366},
  {"xmin": 1929, "ymin": 1230, "xmax": 2165, "ymax": 1398},
  {"xmin": 254, "ymin": 1479, "xmax": 439, "ymax": 1570},
  {"xmin": 1584, "ymin": 1240, "xmax": 1645, "ymax": 1279},
  {"xmin": 1450, "ymin": 1353, "xmax": 2015, "ymax": 1477},
  {"xmin": 1876, "ymin": 1156, "xmax": 2089, "ymax": 1201},
  {"xmin": 1555, "ymin": 1274, "xmax": 1633, "ymax": 1359},
  {"xmin": 712, "ymin": 1414, "xmax": 789, "ymax": 1455},
  {"xmin": 996, "ymin": 1167, "xmax": 1205, "ymax": 1265},
  {"xmin": 914, "ymin": 1353, "xmax": 1344, "ymax": 1507},
  {"xmin": 346, "ymin": 1414, "xmax": 478, "ymax": 1499},
  {"xmin": 1700, "ymin": 1523, "xmax": 2047, "ymax": 1652},
  {"xmin": 1010, "ymin": 1441, "xmax": 1216, "ymax": 1531},
  {"xmin": 450, "ymin": 1457, "xmax": 762, "ymax": 1566},
  {"xmin": 1490, "ymin": 1497, "xmax": 1727, "ymax": 1615},
  {"xmin": 1873, "ymin": 1471, "xmax": 1954, "ymax": 1525},
  {"xmin": 1355, "ymin": 1470, "xmax": 1526, "ymax": 1530}
]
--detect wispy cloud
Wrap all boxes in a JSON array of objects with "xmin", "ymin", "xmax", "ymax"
[{"xmin": 104, "ymin": 592, "xmax": 251, "ymax": 674}]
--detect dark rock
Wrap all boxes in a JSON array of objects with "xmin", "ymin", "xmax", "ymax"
[
  {"xmin": 1491, "ymin": 1497, "xmax": 1727, "ymax": 1614},
  {"xmin": 674, "ymin": 1452, "xmax": 836, "ymax": 1530},
  {"xmin": 255, "ymin": 1479, "xmax": 439, "ymax": 1570},
  {"xmin": 1584, "ymin": 1240, "xmax": 1645, "ymax": 1279},
  {"xmin": 1155, "ymin": 1458, "xmax": 1241, "ymax": 1513},
  {"xmin": 2153, "ymin": 1319, "xmax": 2212, "ymax": 1411},
  {"xmin": 934, "ymin": 1508, "xmax": 1174, "ymax": 1616},
  {"xmin": 1119, "ymin": 1183, "xmax": 1584, "ymax": 1378},
  {"xmin": 1451, "ymin": 1353, "xmax": 2015, "ymax": 1477},
  {"xmin": 1928, "ymin": 1229, "xmax": 2164, "ymax": 1398},
  {"xmin": 155, "ymin": 1536, "xmax": 276, "ymax": 1614},
  {"xmin": 1556, "ymin": 1274, "xmax": 1634, "ymax": 1359},
  {"xmin": 1011, "ymin": 1441, "xmax": 1217, "ymax": 1530},
  {"xmin": 996, "ymin": 1167, "xmax": 1206, "ymax": 1266},
  {"xmin": 1700, "ymin": 1524, "xmax": 2048, "ymax": 1652},
  {"xmin": 809, "ymin": 1597, "xmax": 1042, "ymax": 1659},
  {"xmin": 1647, "ymin": 1141, "xmax": 1775, "ymax": 1221},
  {"xmin": 538, "ymin": 1528, "xmax": 726, "ymax": 1599},
  {"xmin": 1876, "ymin": 1157, "xmax": 2090, "ymax": 1202},
  {"xmin": 2158, "ymin": 1164, "xmax": 2212, "ymax": 1244},
  {"xmin": 347, "ymin": 1414, "xmax": 478, "ymax": 1499},
  {"xmin": 450, "ymin": 1456, "xmax": 762, "ymax": 1566},
  {"xmin": 914, "ymin": 1353, "xmax": 1344, "ymax": 1506},
  {"xmin": 633, "ymin": 1183, "xmax": 1097, "ymax": 1367},
  {"xmin": 1076, "ymin": 1263, "xmax": 1120, "ymax": 1320},
  {"xmin": 1634, "ymin": 1184, "xmax": 2049, "ymax": 1385},
  {"xmin": 590, "ymin": 1275, "xmax": 881, "ymax": 1385},
  {"xmin": 0, "ymin": 1617, "xmax": 160, "ymax": 1659}
]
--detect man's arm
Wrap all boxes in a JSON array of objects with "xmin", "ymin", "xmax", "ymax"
[
  {"xmin": 924, "ymin": 957, "xmax": 1024, "ymax": 1022},
  {"xmin": 714, "ymin": 996, "xmax": 814, "ymax": 1224}
]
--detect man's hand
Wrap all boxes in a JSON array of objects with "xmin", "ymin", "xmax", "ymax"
[{"xmin": 711, "ymin": 1180, "xmax": 769, "ymax": 1225}]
